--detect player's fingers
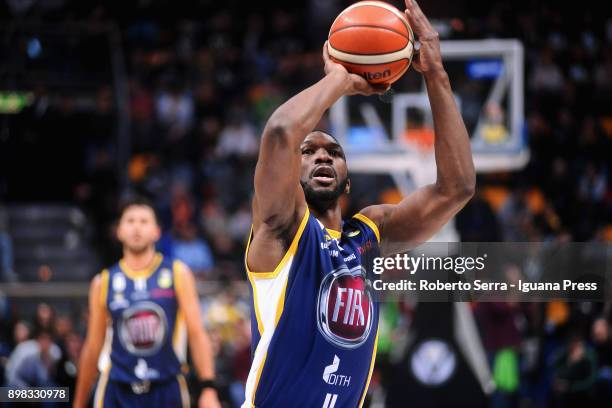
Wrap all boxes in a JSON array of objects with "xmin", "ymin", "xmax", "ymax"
[
  {"xmin": 404, "ymin": 0, "xmax": 434, "ymax": 35},
  {"xmin": 364, "ymin": 79, "xmax": 390, "ymax": 95},
  {"xmin": 349, "ymin": 74, "xmax": 376, "ymax": 95},
  {"xmin": 404, "ymin": 9, "xmax": 425, "ymax": 38},
  {"xmin": 323, "ymin": 41, "xmax": 330, "ymax": 61}
]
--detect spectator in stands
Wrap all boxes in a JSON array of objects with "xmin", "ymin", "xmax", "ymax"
[
  {"xmin": 53, "ymin": 315, "xmax": 73, "ymax": 342},
  {"xmin": 170, "ymin": 222, "xmax": 215, "ymax": 277},
  {"xmin": 156, "ymin": 81, "xmax": 195, "ymax": 157},
  {"xmin": 1, "ymin": 321, "xmax": 30, "ymax": 387},
  {"xmin": 498, "ymin": 189, "xmax": 533, "ymax": 241},
  {"xmin": 13, "ymin": 320, "xmax": 31, "ymax": 346},
  {"xmin": 476, "ymin": 299, "xmax": 524, "ymax": 407},
  {"xmin": 530, "ymin": 47, "xmax": 564, "ymax": 93},
  {"xmin": 5, "ymin": 328, "xmax": 61, "ymax": 388},
  {"xmin": 33, "ymin": 303, "xmax": 55, "ymax": 334},
  {"xmin": 215, "ymin": 108, "xmax": 259, "ymax": 160},
  {"xmin": 54, "ymin": 331, "xmax": 82, "ymax": 398},
  {"xmin": 552, "ymin": 332, "xmax": 598, "ymax": 406},
  {"xmin": 160, "ymin": 187, "xmax": 215, "ymax": 276},
  {"xmin": 592, "ymin": 317, "xmax": 612, "ymax": 405}
]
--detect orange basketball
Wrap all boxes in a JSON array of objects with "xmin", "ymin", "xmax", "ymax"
[{"xmin": 328, "ymin": 1, "xmax": 414, "ymax": 85}]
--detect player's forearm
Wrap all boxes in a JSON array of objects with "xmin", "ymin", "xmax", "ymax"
[
  {"xmin": 425, "ymin": 70, "xmax": 475, "ymax": 198},
  {"xmin": 189, "ymin": 329, "xmax": 216, "ymax": 380},
  {"xmin": 263, "ymin": 71, "xmax": 349, "ymax": 148},
  {"xmin": 73, "ymin": 343, "xmax": 100, "ymax": 407}
]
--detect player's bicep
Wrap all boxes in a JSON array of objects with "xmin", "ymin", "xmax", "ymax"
[
  {"xmin": 364, "ymin": 184, "xmax": 469, "ymax": 255},
  {"xmin": 253, "ymin": 124, "xmax": 305, "ymax": 228}
]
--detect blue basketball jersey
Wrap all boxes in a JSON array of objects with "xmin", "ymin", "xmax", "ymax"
[
  {"xmin": 98, "ymin": 254, "xmax": 187, "ymax": 383},
  {"xmin": 243, "ymin": 208, "xmax": 381, "ymax": 408}
]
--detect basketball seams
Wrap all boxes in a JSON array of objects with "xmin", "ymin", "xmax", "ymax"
[
  {"xmin": 330, "ymin": 1, "xmax": 414, "ymax": 41},
  {"xmin": 331, "ymin": 57, "xmax": 410, "ymax": 67},
  {"xmin": 330, "ymin": 26, "xmax": 409, "ymax": 56},
  {"xmin": 330, "ymin": 24, "xmax": 410, "ymax": 40},
  {"xmin": 328, "ymin": 41, "xmax": 414, "ymax": 64}
]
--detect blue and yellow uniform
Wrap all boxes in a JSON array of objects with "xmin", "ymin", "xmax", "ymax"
[
  {"xmin": 94, "ymin": 253, "xmax": 190, "ymax": 408},
  {"xmin": 244, "ymin": 208, "xmax": 380, "ymax": 408}
]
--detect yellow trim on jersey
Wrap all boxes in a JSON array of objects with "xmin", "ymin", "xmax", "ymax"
[
  {"xmin": 275, "ymin": 275, "xmax": 289, "ymax": 326},
  {"xmin": 353, "ymin": 213, "xmax": 381, "ymax": 244},
  {"xmin": 119, "ymin": 252, "xmax": 163, "ymax": 280},
  {"xmin": 94, "ymin": 364, "xmax": 111, "ymax": 408},
  {"xmin": 326, "ymin": 228, "xmax": 341, "ymax": 239},
  {"xmin": 177, "ymin": 374, "xmax": 191, "ymax": 408},
  {"xmin": 245, "ymin": 207, "xmax": 310, "ymax": 279},
  {"xmin": 246, "ymin": 272, "xmax": 264, "ymax": 336},
  {"xmin": 359, "ymin": 331, "xmax": 379, "ymax": 407},
  {"xmin": 99, "ymin": 269, "xmax": 109, "ymax": 308},
  {"xmin": 172, "ymin": 309, "xmax": 186, "ymax": 360},
  {"xmin": 252, "ymin": 351, "xmax": 267, "ymax": 406},
  {"xmin": 173, "ymin": 260, "xmax": 183, "ymax": 293},
  {"xmin": 172, "ymin": 260, "xmax": 187, "ymax": 363},
  {"xmin": 250, "ymin": 276, "xmax": 290, "ymax": 407},
  {"xmin": 244, "ymin": 207, "xmax": 309, "ymax": 335}
]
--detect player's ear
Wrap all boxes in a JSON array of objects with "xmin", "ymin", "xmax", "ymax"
[
  {"xmin": 345, "ymin": 178, "xmax": 351, "ymax": 194},
  {"xmin": 115, "ymin": 221, "xmax": 123, "ymax": 243},
  {"xmin": 153, "ymin": 224, "xmax": 161, "ymax": 241}
]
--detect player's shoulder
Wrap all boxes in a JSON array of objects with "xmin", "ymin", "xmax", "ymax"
[
  {"xmin": 171, "ymin": 258, "xmax": 190, "ymax": 274},
  {"xmin": 346, "ymin": 212, "xmax": 381, "ymax": 244},
  {"xmin": 89, "ymin": 269, "xmax": 110, "ymax": 306},
  {"xmin": 169, "ymin": 258, "xmax": 196, "ymax": 291},
  {"xmin": 92, "ymin": 267, "xmax": 110, "ymax": 283}
]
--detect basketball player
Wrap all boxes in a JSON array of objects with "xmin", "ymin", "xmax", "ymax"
[
  {"xmin": 243, "ymin": 1, "xmax": 475, "ymax": 407},
  {"xmin": 74, "ymin": 197, "xmax": 220, "ymax": 408}
]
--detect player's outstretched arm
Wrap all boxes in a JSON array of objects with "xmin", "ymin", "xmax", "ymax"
[
  {"xmin": 73, "ymin": 274, "xmax": 108, "ymax": 408},
  {"xmin": 250, "ymin": 44, "xmax": 385, "ymax": 271},
  {"xmin": 361, "ymin": 0, "xmax": 475, "ymax": 255},
  {"xmin": 174, "ymin": 261, "xmax": 220, "ymax": 408}
]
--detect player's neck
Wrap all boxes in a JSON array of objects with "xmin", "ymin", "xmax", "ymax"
[
  {"xmin": 122, "ymin": 247, "xmax": 157, "ymax": 271},
  {"xmin": 310, "ymin": 205, "xmax": 343, "ymax": 232}
]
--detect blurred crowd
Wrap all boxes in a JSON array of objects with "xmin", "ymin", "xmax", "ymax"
[{"xmin": 0, "ymin": 0, "xmax": 611, "ymax": 407}]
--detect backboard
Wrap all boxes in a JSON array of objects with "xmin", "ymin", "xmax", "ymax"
[{"xmin": 329, "ymin": 39, "xmax": 527, "ymax": 241}]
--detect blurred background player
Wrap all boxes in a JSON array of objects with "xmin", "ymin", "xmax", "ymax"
[
  {"xmin": 244, "ymin": 1, "xmax": 475, "ymax": 406},
  {"xmin": 73, "ymin": 197, "xmax": 220, "ymax": 408}
]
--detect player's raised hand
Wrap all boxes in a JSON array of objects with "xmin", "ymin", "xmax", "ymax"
[
  {"xmin": 404, "ymin": 0, "xmax": 444, "ymax": 77},
  {"xmin": 323, "ymin": 42, "xmax": 388, "ymax": 96}
]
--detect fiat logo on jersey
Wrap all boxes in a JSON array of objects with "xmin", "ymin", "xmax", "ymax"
[
  {"xmin": 317, "ymin": 265, "xmax": 373, "ymax": 349},
  {"xmin": 119, "ymin": 302, "xmax": 167, "ymax": 356}
]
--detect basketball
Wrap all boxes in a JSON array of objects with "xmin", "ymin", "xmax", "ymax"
[{"xmin": 328, "ymin": 1, "xmax": 415, "ymax": 85}]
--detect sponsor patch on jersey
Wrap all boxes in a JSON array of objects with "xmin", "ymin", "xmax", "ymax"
[
  {"xmin": 110, "ymin": 293, "xmax": 130, "ymax": 311},
  {"xmin": 317, "ymin": 265, "xmax": 373, "ymax": 349},
  {"xmin": 112, "ymin": 273, "xmax": 126, "ymax": 292},
  {"xmin": 158, "ymin": 268, "xmax": 173, "ymax": 288},
  {"xmin": 322, "ymin": 355, "xmax": 352, "ymax": 387},
  {"xmin": 119, "ymin": 301, "xmax": 167, "ymax": 356}
]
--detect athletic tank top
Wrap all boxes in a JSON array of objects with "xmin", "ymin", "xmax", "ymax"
[
  {"xmin": 98, "ymin": 253, "xmax": 187, "ymax": 383},
  {"xmin": 243, "ymin": 208, "xmax": 381, "ymax": 408}
]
